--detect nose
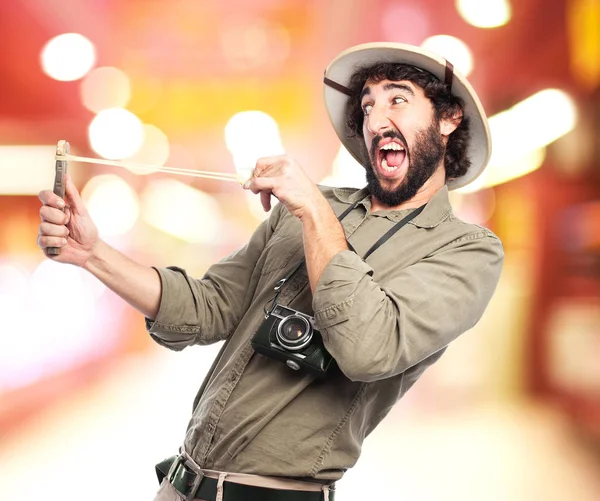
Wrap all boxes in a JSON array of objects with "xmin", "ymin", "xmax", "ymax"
[{"xmin": 365, "ymin": 104, "xmax": 391, "ymax": 134}]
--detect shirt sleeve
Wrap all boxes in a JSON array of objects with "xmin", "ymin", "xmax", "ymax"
[
  {"xmin": 146, "ymin": 204, "xmax": 283, "ymax": 351},
  {"xmin": 312, "ymin": 230, "xmax": 504, "ymax": 382}
]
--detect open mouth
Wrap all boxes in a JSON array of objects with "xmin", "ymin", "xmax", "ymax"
[{"xmin": 377, "ymin": 140, "xmax": 407, "ymax": 176}]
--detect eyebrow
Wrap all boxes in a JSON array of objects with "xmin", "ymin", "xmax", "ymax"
[{"xmin": 360, "ymin": 82, "xmax": 416, "ymax": 100}]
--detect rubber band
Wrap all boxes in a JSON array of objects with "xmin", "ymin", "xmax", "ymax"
[{"xmin": 55, "ymin": 153, "xmax": 245, "ymax": 184}]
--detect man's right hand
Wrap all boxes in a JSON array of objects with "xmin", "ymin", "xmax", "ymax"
[{"xmin": 37, "ymin": 174, "xmax": 99, "ymax": 267}]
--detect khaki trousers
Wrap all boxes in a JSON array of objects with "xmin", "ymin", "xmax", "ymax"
[{"xmin": 153, "ymin": 478, "xmax": 207, "ymax": 501}]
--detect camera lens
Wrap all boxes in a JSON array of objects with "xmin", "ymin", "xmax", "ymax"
[
  {"xmin": 282, "ymin": 321, "xmax": 305, "ymax": 341},
  {"xmin": 276, "ymin": 315, "xmax": 312, "ymax": 351}
]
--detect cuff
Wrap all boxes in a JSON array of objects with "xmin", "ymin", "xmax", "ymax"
[{"xmin": 312, "ymin": 250, "xmax": 373, "ymax": 329}]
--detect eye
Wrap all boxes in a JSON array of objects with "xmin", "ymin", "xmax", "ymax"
[
  {"xmin": 362, "ymin": 103, "xmax": 373, "ymax": 116},
  {"xmin": 392, "ymin": 96, "xmax": 407, "ymax": 105}
]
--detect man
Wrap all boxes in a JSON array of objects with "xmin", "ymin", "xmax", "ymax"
[{"xmin": 37, "ymin": 42, "xmax": 503, "ymax": 500}]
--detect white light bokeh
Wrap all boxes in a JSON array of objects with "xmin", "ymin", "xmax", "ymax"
[
  {"xmin": 0, "ymin": 263, "xmax": 28, "ymax": 322},
  {"xmin": 0, "ymin": 260, "xmax": 102, "ymax": 391},
  {"xmin": 89, "ymin": 108, "xmax": 144, "ymax": 160},
  {"xmin": 0, "ymin": 264, "xmax": 29, "ymax": 388},
  {"xmin": 141, "ymin": 179, "xmax": 222, "ymax": 243},
  {"xmin": 320, "ymin": 146, "xmax": 366, "ymax": 188},
  {"xmin": 456, "ymin": 0, "xmax": 512, "ymax": 28},
  {"xmin": 81, "ymin": 174, "xmax": 140, "ymax": 236},
  {"xmin": 80, "ymin": 66, "xmax": 131, "ymax": 113},
  {"xmin": 0, "ymin": 145, "xmax": 56, "ymax": 195},
  {"xmin": 459, "ymin": 88, "xmax": 576, "ymax": 192},
  {"xmin": 421, "ymin": 35, "xmax": 474, "ymax": 76},
  {"xmin": 465, "ymin": 148, "xmax": 547, "ymax": 193},
  {"xmin": 40, "ymin": 33, "xmax": 96, "ymax": 82},
  {"xmin": 489, "ymin": 89, "xmax": 577, "ymax": 165},
  {"xmin": 244, "ymin": 190, "xmax": 278, "ymax": 222},
  {"xmin": 125, "ymin": 124, "xmax": 171, "ymax": 175},
  {"xmin": 225, "ymin": 111, "xmax": 285, "ymax": 181}
]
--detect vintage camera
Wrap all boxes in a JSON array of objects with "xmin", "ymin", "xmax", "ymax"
[{"xmin": 251, "ymin": 303, "xmax": 335, "ymax": 378}]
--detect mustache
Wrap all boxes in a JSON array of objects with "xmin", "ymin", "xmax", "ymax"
[{"xmin": 370, "ymin": 130, "xmax": 409, "ymax": 160}]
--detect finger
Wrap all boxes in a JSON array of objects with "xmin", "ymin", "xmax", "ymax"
[
  {"xmin": 64, "ymin": 174, "xmax": 87, "ymax": 215},
  {"xmin": 37, "ymin": 234, "xmax": 68, "ymax": 250},
  {"xmin": 39, "ymin": 221, "xmax": 69, "ymax": 238},
  {"xmin": 38, "ymin": 189, "xmax": 66, "ymax": 209},
  {"xmin": 40, "ymin": 204, "xmax": 69, "ymax": 225},
  {"xmin": 64, "ymin": 206, "xmax": 72, "ymax": 225},
  {"xmin": 260, "ymin": 191, "xmax": 272, "ymax": 212},
  {"xmin": 244, "ymin": 173, "xmax": 270, "ymax": 192},
  {"xmin": 253, "ymin": 156, "xmax": 286, "ymax": 178}
]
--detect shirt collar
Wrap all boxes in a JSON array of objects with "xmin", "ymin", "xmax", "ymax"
[{"xmin": 332, "ymin": 185, "xmax": 452, "ymax": 228}]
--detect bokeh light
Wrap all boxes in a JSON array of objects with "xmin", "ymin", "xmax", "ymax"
[
  {"xmin": 460, "ymin": 88, "xmax": 577, "ymax": 192},
  {"xmin": 89, "ymin": 108, "xmax": 144, "ymax": 160},
  {"xmin": 0, "ymin": 145, "xmax": 56, "ymax": 195},
  {"xmin": 421, "ymin": 35, "xmax": 474, "ymax": 76},
  {"xmin": 220, "ymin": 20, "xmax": 291, "ymax": 71},
  {"xmin": 225, "ymin": 111, "xmax": 285, "ymax": 181},
  {"xmin": 489, "ymin": 89, "xmax": 577, "ymax": 165},
  {"xmin": 40, "ymin": 33, "xmax": 96, "ymax": 82},
  {"xmin": 320, "ymin": 146, "xmax": 366, "ymax": 188},
  {"xmin": 456, "ymin": 0, "xmax": 512, "ymax": 28},
  {"xmin": 244, "ymin": 190, "xmax": 278, "ymax": 222},
  {"xmin": 381, "ymin": 5, "xmax": 430, "ymax": 45},
  {"xmin": 141, "ymin": 179, "xmax": 222, "ymax": 243},
  {"xmin": 0, "ymin": 259, "xmax": 101, "ymax": 390},
  {"xmin": 80, "ymin": 67, "xmax": 131, "ymax": 113},
  {"xmin": 0, "ymin": 263, "xmax": 28, "ymax": 318},
  {"xmin": 81, "ymin": 174, "xmax": 140, "ymax": 236},
  {"xmin": 4, "ymin": 3, "xmax": 600, "ymax": 501},
  {"xmin": 125, "ymin": 124, "xmax": 171, "ymax": 175}
]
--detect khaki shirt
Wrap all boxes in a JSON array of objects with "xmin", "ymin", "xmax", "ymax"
[{"xmin": 146, "ymin": 185, "xmax": 504, "ymax": 481}]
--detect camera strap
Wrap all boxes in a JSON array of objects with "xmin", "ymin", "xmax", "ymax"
[{"xmin": 264, "ymin": 200, "xmax": 425, "ymax": 317}]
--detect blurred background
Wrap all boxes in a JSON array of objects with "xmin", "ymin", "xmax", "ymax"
[{"xmin": 1, "ymin": 0, "xmax": 599, "ymax": 499}]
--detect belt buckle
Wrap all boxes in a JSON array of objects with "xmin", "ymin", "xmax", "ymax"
[
  {"xmin": 186, "ymin": 470, "xmax": 204, "ymax": 501},
  {"xmin": 167, "ymin": 455, "xmax": 183, "ymax": 483},
  {"xmin": 167, "ymin": 454, "xmax": 182, "ymax": 483},
  {"xmin": 168, "ymin": 455, "xmax": 204, "ymax": 501}
]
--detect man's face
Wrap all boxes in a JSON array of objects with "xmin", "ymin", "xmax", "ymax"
[{"xmin": 360, "ymin": 78, "xmax": 446, "ymax": 207}]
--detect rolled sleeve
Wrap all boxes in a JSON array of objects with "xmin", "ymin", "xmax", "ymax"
[
  {"xmin": 313, "ymin": 233, "xmax": 504, "ymax": 383},
  {"xmin": 145, "ymin": 266, "xmax": 222, "ymax": 351},
  {"xmin": 146, "ymin": 204, "xmax": 285, "ymax": 351},
  {"xmin": 313, "ymin": 250, "xmax": 374, "ymax": 329}
]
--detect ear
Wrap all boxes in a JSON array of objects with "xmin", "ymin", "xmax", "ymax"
[{"xmin": 439, "ymin": 111, "xmax": 463, "ymax": 137}]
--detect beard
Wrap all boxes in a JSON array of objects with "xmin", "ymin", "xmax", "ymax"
[{"xmin": 365, "ymin": 120, "xmax": 446, "ymax": 207}]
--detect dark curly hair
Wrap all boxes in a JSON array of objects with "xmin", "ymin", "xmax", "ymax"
[{"xmin": 345, "ymin": 62, "xmax": 471, "ymax": 180}]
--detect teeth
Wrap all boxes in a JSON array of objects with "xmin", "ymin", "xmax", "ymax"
[
  {"xmin": 380, "ymin": 142, "xmax": 404, "ymax": 151},
  {"xmin": 381, "ymin": 158, "xmax": 397, "ymax": 172}
]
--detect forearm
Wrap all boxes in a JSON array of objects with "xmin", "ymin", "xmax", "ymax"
[
  {"xmin": 83, "ymin": 239, "xmax": 162, "ymax": 319},
  {"xmin": 300, "ymin": 196, "xmax": 348, "ymax": 293}
]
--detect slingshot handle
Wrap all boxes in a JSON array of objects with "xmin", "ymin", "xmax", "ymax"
[{"xmin": 47, "ymin": 140, "xmax": 70, "ymax": 256}]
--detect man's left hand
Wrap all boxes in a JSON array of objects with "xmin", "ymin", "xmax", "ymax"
[{"xmin": 242, "ymin": 155, "xmax": 323, "ymax": 219}]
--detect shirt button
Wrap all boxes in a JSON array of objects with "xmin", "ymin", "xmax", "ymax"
[{"xmin": 290, "ymin": 282, "xmax": 300, "ymax": 291}]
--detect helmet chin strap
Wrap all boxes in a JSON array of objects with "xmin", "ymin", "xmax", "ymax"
[{"xmin": 323, "ymin": 75, "xmax": 353, "ymax": 96}]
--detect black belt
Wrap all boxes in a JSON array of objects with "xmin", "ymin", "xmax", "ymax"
[{"xmin": 156, "ymin": 455, "xmax": 335, "ymax": 501}]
